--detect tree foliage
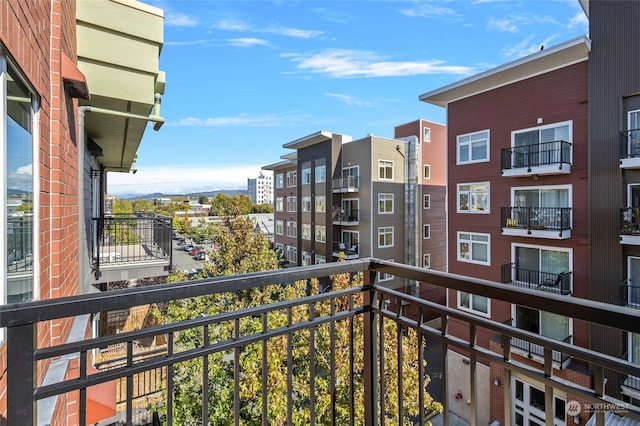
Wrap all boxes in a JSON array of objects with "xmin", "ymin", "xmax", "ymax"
[{"xmin": 152, "ymin": 207, "xmax": 441, "ymax": 425}]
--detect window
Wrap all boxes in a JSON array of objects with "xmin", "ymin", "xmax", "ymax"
[
  {"xmin": 378, "ymin": 227, "xmax": 394, "ymax": 248},
  {"xmin": 378, "ymin": 160, "xmax": 393, "ymax": 180},
  {"xmin": 378, "ymin": 193, "xmax": 394, "ymax": 214},
  {"xmin": 287, "ymin": 221, "xmax": 297, "ymax": 237},
  {"xmin": 315, "ymin": 225, "xmax": 326, "ymax": 243},
  {"xmin": 302, "ymin": 224, "xmax": 311, "ymax": 240},
  {"xmin": 275, "ymin": 173, "xmax": 284, "ymax": 188},
  {"xmin": 424, "ymin": 164, "xmax": 431, "ymax": 179},
  {"xmin": 301, "ymin": 251, "xmax": 312, "ymax": 266},
  {"xmin": 301, "ymin": 167, "xmax": 311, "ymax": 184},
  {"xmin": 630, "ymin": 333, "xmax": 640, "ymax": 365},
  {"xmin": 458, "ymin": 232, "xmax": 490, "ymax": 265},
  {"xmin": 286, "ymin": 196, "xmax": 297, "ymax": 212},
  {"xmin": 512, "ymin": 121, "xmax": 571, "ymax": 167},
  {"xmin": 275, "ymin": 220, "xmax": 284, "ymax": 235},
  {"xmin": 515, "ymin": 306, "xmax": 570, "ymax": 341},
  {"xmin": 5, "ymin": 60, "xmax": 35, "ymax": 305},
  {"xmin": 423, "ymin": 194, "xmax": 431, "ymax": 209},
  {"xmin": 287, "ymin": 246, "xmax": 297, "ymax": 263},
  {"xmin": 457, "ymin": 182, "xmax": 489, "ymax": 213},
  {"xmin": 315, "ymin": 196, "xmax": 326, "ymax": 213},
  {"xmin": 458, "ymin": 292, "xmax": 489, "ymax": 316},
  {"xmin": 286, "ymin": 171, "xmax": 297, "ymax": 187},
  {"xmin": 315, "ymin": 254, "xmax": 326, "ymax": 264},
  {"xmin": 457, "ymin": 129, "xmax": 489, "ymax": 164},
  {"xmin": 302, "ymin": 196, "xmax": 311, "ymax": 212},
  {"xmin": 315, "ymin": 165, "xmax": 326, "ymax": 183},
  {"xmin": 423, "ymin": 224, "xmax": 430, "ymax": 239},
  {"xmin": 424, "ymin": 126, "xmax": 431, "ymax": 142},
  {"xmin": 275, "ymin": 197, "xmax": 284, "ymax": 212},
  {"xmin": 275, "ymin": 243, "xmax": 284, "ymax": 254},
  {"xmin": 513, "ymin": 378, "xmax": 566, "ymax": 425},
  {"xmin": 423, "ymin": 254, "xmax": 431, "ymax": 268},
  {"xmin": 514, "ymin": 244, "xmax": 571, "ymax": 291}
]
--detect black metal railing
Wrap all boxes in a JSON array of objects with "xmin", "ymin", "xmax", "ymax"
[
  {"xmin": 332, "ymin": 208, "xmax": 360, "ymax": 224},
  {"xmin": 501, "ymin": 263, "xmax": 572, "ymax": 295},
  {"xmin": 501, "ymin": 206, "xmax": 571, "ymax": 234},
  {"xmin": 501, "ymin": 140, "xmax": 571, "ymax": 171},
  {"xmin": 508, "ymin": 322, "xmax": 573, "ymax": 365},
  {"xmin": 620, "ymin": 129, "xmax": 640, "ymax": 160},
  {"xmin": 620, "ymin": 207, "xmax": 640, "ymax": 235},
  {"xmin": 92, "ymin": 213, "xmax": 172, "ymax": 278},
  {"xmin": 619, "ymin": 279, "xmax": 640, "ymax": 308},
  {"xmin": 333, "ymin": 241, "xmax": 359, "ymax": 257},
  {"xmin": 3, "ymin": 259, "xmax": 640, "ymax": 425},
  {"xmin": 7, "ymin": 215, "xmax": 34, "ymax": 303},
  {"xmin": 332, "ymin": 175, "xmax": 359, "ymax": 192}
]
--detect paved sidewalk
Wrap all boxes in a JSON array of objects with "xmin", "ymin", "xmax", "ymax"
[{"xmin": 429, "ymin": 411, "xmax": 470, "ymax": 426}]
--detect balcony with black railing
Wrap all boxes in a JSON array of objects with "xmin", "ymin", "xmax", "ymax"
[
  {"xmin": 332, "ymin": 240, "xmax": 359, "ymax": 259},
  {"xmin": 501, "ymin": 263, "xmax": 572, "ymax": 295},
  {"xmin": 332, "ymin": 208, "xmax": 360, "ymax": 225},
  {"xmin": 501, "ymin": 140, "xmax": 571, "ymax": 177},
  {"xmin": 618, "ymin": 279, "xmax": 640, "ymax": 309},
  {"xmin": 620, "ymin": 207, "xmax": 640, "ymax": 245},
  {"xmin": 2, "ymin": 259, "xmax": 640, "ymax": 426},
  {"xmin": 504, "ymin": 318, "xmax": 573, "ymax": 369},
  {"xmin": 92, "ymin": 213, "xmax": 173, "ymax": 282},
  {"xmin": 619, "ymin": 129, "xmax": 640, "ymax": 169},
  {"xmin": 332, "ymin": 175, "xmax": 359, "ymax": 193},
  {"xmin": 501, "ymin": 206, "xmax": 572, "ymax": 239}
]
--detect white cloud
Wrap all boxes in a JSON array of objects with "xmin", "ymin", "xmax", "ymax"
[
  {"xmin": 488, "ymin": 16, "xmax": 519, "ymax": 33},
  {"xmin": 172, "ymin": 112, "xmax": 309, "ymax": 128},
  {"xmin": 165, "ymin": 39, "xmax": 212, "ymax": 46},
  {"xmin": 213, "ymin": 19, "xmax": 322, "ymax": 39},
  {"xmin": 227, "ymin": 38, "xmax": 270, "ymax": 47},
  {"xmin": 500, "ymin": 35, "xmax": 557, "ymax": 60},
  {"xmin": 284, "ymin": 49, "xmax": 474, "ymax": 78},
  {"xmin": 568, "ymin": 11, "xmax": 588, "ymax": 29},
  {"xmin": 166, "ymin": 12, "xmax": 199, "ymax": 27},
  {"xmin": 399, "ymin": 1, "xmax": 460, "ymax": 19},
  {"xmin": 107, "ymin": 164, "xmax": 263, "ymax": 196},
  {"xmin": 325, "ymin": 93, "xmax": 373, "ymax": 108}
]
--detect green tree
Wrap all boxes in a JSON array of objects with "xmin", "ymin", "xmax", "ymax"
[
  {"xmin": 198, "ymin": 194, "xmax": 209, "ymax": 204},
  {"xmin": 112, "ymin": 198, "xmax": 133, "ymax": 214}
]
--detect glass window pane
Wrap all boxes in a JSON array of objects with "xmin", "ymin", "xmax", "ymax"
[
  {"xmin": 472, "ymin": 295, "xmax": 488, "ymax": 313},
  {"xmin": 471, "ymin": 141, "xmax": 486, "ymax": 160},
  {"xmin": 540, "ymin": 311, "xmax": 569, "ymax": 341},
  {"xmin": 472, "ymin": 242, "xmax": 488, "ymax": 262},
  {"xmin": 459, "ymin": 144, "xmax": 469, "ymax": 162}
]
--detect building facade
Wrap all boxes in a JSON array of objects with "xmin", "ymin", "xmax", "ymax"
[
  {"xmin": 247, "ymin": 171, "xmax": 274, "ymax": 206},
  {"xmin": 0, "ymin": 0, "xmax": 166, "ymax": 424}
]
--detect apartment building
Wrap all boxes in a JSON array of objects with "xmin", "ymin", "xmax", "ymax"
[
  {"xmin": 264, "ymin": 126, "xmax": 446, "ymax": 291},
  {"xmin": 419, "ymin": 1, "xmax": 640, "ymax": 424},
  {"xmin": 1, "ymin": 0, "xmax": 166, "ymax": 423},
  {"xmin": 247, "ymin": 171, "xmax": 274, "ymax": 206}
]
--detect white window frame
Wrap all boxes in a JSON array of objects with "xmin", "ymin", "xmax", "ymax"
[
  {"xmin": 458, "ymin": 292, "xmax": 490, "ymax": 317},
  {"xmin": 423, "ymin": 224, "xmax": 430, "ymax": 239},
  {"xmin": 301, "ymin": 251, "xmax": 312, "ymax": 267},
  {"xmin": 286, "ymin": 196, "xmax": 297, "ymax": 212},
  {"xmin": 457, "ymin": 231, "xmax": 490, "ymax": 265},
  {"xmin": 629, "ymin": 333, "xmax": 640, "ymax": 365},
  {"xmin": 275, "ymin": 173, "xmax": 283, "ymax": 189},
  {"xmin": 275, "ymin": 197, "xmax": 284, "ymax": 212},
  {"xmin": 378, "ymin": 160, "xmax": 394, "ymax": 180},
  {"xmin": 286, "ymin": 221, "xmax": 297, "ymax": 238},
  {"xmin": 456, "ymin": 129, "xmax": 490, "ymax": 165},
  {"xmin": 301, "ymin": 167, "xmax": 311, "ymax": 185},
  {"xmin": 302, "ymin": 196, "xmax": 311, "ymax": 212},
  {"xmin": 512, "ymin": 304, "xmax": 572, "ymax": 343},
  {"xmin": 379, "ymin": 259, "xmax": 394, "ymax": 281},
  {"xmin": 315, "ymin": 165, "xmax": 326, "ymax": 183},
  {"xmin": 286, "ymin": 171, "xmax": 297, "ymax": 187},
  {"xmin": 627, "ymin": 256, "xmax": 640, "ymax": 307},
  {"xmin": 275, "ymin": 220, "xmax": 284, "ymax": 235},
  {"xmin": 315, "ymin": 225, "xmax": 326, "ymax": 243},
  {"xmin": 423, "ymin": 194, "xmax": 431, "ymax": 209},
  {"xmin": 287, "ymin": 246, "xmax": 297, "ymax": 263},
  {"xmin": 511, "ymin": 120, "xmax": 573, "ymax": 164},
  {"xmin": 512, "ymin": 242, "xmax": 572, "ymax": 291},
  {"xmin": 301, "ymin": 224, "xmax": 311, "ymax": 240},
  {"xmin": 378, "ymin": 226, "xmax": 394, "ymax": 248},
  {"xmin": 423, "ymin": 126, "xmax": 431, "ymax": 143},
  {"xmin": 315, "ymin": 254, "xmax": 326, "ymax": 265},
  {"xmin": 424, "ymin": 164, "xmax": 431, "ymax": 180},
  {"xmin": 315, "ymin": 195, "xmax": 326, "ymax": 213},
  {"xmin": 457, "ymin": 182, "xmax": 490, "ymax": 214},
  {"xmin": 275, "ymin": 243, "xmax": 284, "ymax": 254},
  {"xmin": 378, "ymin": 193, "xmax": 394, "ymax": 214},
  {"xmin": 423, "ymin": 254, "xmax": 431, "ymax": 269}
]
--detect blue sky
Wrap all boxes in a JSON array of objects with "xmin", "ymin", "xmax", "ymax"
[{"xmin": 108, "ymin": 0, "xmax": 588, "ymax": 197}]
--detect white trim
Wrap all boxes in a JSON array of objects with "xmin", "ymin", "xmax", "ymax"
[
  {"xmin": 457, "ymin": 291, "xmax": 490, "ymax": 317},
  {"xmin": 457, "ymin": 231, "xmax": 490, "ymax": 265},
  {"xmin": 378, "ymin": 159, "xmax": 394, "ymax": 181},
  {"xmin": 457, "ymin": 181, "xmax": 490, "ymax": 214},
  {"xmin": 377, "ymin": 226, "xmax": 394, "ymax": 248},
  {"xmin": 378, "ymin": 193, "xmax": 394, "ymax": 214},
  {"xmin": 456, "ymin": 129, "xmax": 490, "ymax": 165}
]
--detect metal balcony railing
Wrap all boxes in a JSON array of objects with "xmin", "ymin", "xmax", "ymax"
[
  {"xmin": 618, "ymin": 279, "xmax": 640, "ymax": 308},
  {"xmin": 503, "ymin": 318, "xmax": 572, "ymax": 365},
  {"xmin": 333, "ymin": 241, "xmax": 359, "ymax": 258},
  {"xmin": 332, "ymin": 175, "xmax": 359, "ymax": 192},
  {"xmin": 332, "ymin": 208, "xmax": 359, "ymax": 224},
  {"xmin": 2, "ymin": 259, "xmax": 640, "ymax": 425},
  {"xmin": 620, "ymin": 207, "xmax": 640, "ymax": 235},
  {"xmin": 502, "ymin": 206, "xmax": 571, "ymax": 234},
  {"xmin": 501, "ymin": 140, "xmax": 571, "ymax": 171},
  {"xmin": 92, "ymin": 213, "xmax": 173, "ymax": 279},
  {"xmin": 501, "ymin": 263, "xmax": 572, "ymax": 295},
  {"xmin": 620, "ymin": 129, "xmax": 640, "ymax": 160}
]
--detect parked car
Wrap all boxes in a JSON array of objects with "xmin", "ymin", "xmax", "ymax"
[
  {"xmin": 183, "ymin": 244, "xmax": 194, "ymax": 252},
  {"xmin": 190, "ymin": 247, "xmax": 200, "ymax": 256},
  {"xmin": 194, "ymin": 251, "xmax": 207, "ymax": 261}
]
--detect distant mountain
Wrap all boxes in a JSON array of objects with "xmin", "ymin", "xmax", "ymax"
[{"xmin": 118, "ymin": 189, "xmax": 247, "ymax": 200}]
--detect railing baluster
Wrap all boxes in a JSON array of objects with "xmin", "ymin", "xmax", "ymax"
[
  {"xmin": 397, "ymin": 309, "xmax": 403, "ymax": 425},
  {"xmin": 363, "ymin": 277, "xmax": 377, "ymax": 426},
  {"xmin": 7, "ymin": 323, "xmax": 36, "ymax": 425},
  {"xmin": 330, "ymin": 297, "xmax": 336, "ymax": 425},
  {"xmin": 126, "ymin": 340, "xmax": 133, "ymax": 425},
  {"xmin": 349, "ymin": 294, "xmax": 355, "ymax": 426},
  {"xmin": 469, "ymin": 324, "xmax": 478, "ymax": 426},
  {"xmin": 262, "ymin": 312, "xmax": 268, "ymax": 426},
  {"xmin": 309, "ymin": 303, "xmax": 316, "ymax": 425},
  {"xmin": 167, "ymin": 332, "xmax": 174, "ymax": 426},
  {"xmin": 202, "ymin": 324, "xmax": 209, "ymax": 424},
  {"xmin": 441, "ymin": 315, "xmax": 449, "ymax": 426},
  {"xmin": 233, "ymin": 318, "xmax": 240, "ymax": 426},
  {"xmin": 287, "ymin": 307, "xmax": 293, "ymax": 425},
  {"xmin": 79, "ymin": 350, "xmax": 87, "ymax": 426},
  {"xmin": 379, "ymin": 298, "xmax": 385, "ymax": 426},
  {"xmin": 417, "ymin": 307, "xmax": 425, "ymax": 425}
]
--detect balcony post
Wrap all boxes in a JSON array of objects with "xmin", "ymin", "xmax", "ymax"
[
  {"xmin": 7, "ymin": 323, "xmax": 36, "ymax": 425},
  {"xmin": 362, "ymin": 270, "xmax": 378, "ymax": 426}
]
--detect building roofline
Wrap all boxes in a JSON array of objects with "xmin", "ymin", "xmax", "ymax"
[
  {"xmin": 419, "ymin": 35, "xmax": 591, "ymax": 108},
  {"xmin": 283, "ymin": 130, "xmax": 351, "ymax": 150},
  {"xmin": 262, "ymin": 159, "xmax": 296, "ymax": 171}
]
